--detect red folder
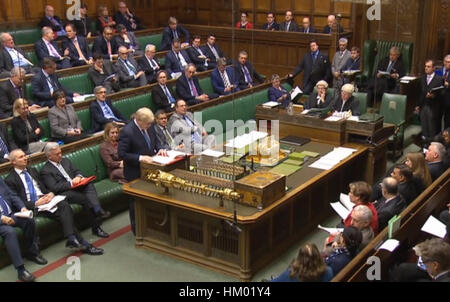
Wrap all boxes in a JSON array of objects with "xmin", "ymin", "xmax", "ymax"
[{"xmin": 71, "ymin": 176, "xmax": 97, "ymax": 189}]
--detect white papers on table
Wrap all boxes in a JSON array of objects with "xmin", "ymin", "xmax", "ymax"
[
  {"xmin": 377, "ymin": 71, "xmax": 391, "ymax": 77},
  {"xmin": 325, "ymin": 116, "xmax": 343, "ymax": 122},
  {"xmin": 318, "ymin": 225, "xmax": 344, "ymax": 234},
  {"xmin": 152, "ymin": 150, "xmax": 186, "ymax": 165},
  {"xmin": 301, "ymin": 109, "xmax": 310, "ymax": 115},
  {"xmin": 400, "ymin": 76, "xmax": 418, "ymax": 83},
  {"xmin": 73, "ymin": 94, "xmax": 95, "ymax": 103},
  {"xmin": 347, "ymin": 116, "xmax": 360, "ymax": 122},
  {"xmin": 342, "ymin": 70, "xmax": 361, "ymax": 76},
  {"xmin": 37, "ymin": 195, "xmax": 66, "ymax": 213},
  {"xmin": 262, "ymin": 101, "xmax": 279, "ymax": 108},
  {"xmin": 378, "ymin": 239, "xmax": 400, "ymax": 252},
  {"xmin": 225, "ymin": 131, "xmax": 268, "ymax": 149},
  {"xmin": 201, "ymin": 149, "xmax": 225, "ymax": 158},
  {"xmin": 309, "ymin": 147, "xmax": 357, "ymax": 170},
  {"xmin": 290, "ymin": 86, "xmax": 303, "ymax": 100},
  {"xmin": 330, "ymin": 201, "xmax": 351, "ymax": 220},
  {"xmin": 340, "ymin": 193, "xmax": 355, "ymax": 211},
  {"xmin": 421, "ymin": 216, "xmax": 447, "ymax": 239},
  {"xmin": 14, "ymin": 210, "xmax": 33, "ymax": 219},
  {"xmin": 171, "ymin": 72, "xmax": 182, "ymax": 79}
]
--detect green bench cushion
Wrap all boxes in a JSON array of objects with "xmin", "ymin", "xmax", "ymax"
[
  {"xmin": 137, "ymin": 34, "xmax": 163, "ymax": 52},
  {"xmin": 11, "ymin": 28, "xmax": 41, "ymax": 45},
  {"xmin": 59, "ymin": 73, "xmax": 95, "ymax": 95}
]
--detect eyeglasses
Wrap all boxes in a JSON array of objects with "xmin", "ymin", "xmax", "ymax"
[
  {"xmin": 119, "ymin": 52, "xmax": 128, "ymax": 55},
  {"xmin": 98, "ymin": 91, "xmax": 107, "ymax": 94}
]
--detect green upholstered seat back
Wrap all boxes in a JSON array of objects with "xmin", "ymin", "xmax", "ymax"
[
  {"xmin": 370, "ymin": 40, "xmax": 414, "ymax": 77},
  {"xmin": 25, "ymin": 51, "xmax": 39, "ymax": 66},
  {"xmin": 89, "ymin": 144, "xmax": 109, "ymax": 181},
  {"xmin": 11, "ymin": 28, "xmax": 42, "ymax": 45},
  {"xmin": 380, "ymin": 93, "xmax": 407, "ymax": 137},
  {"xmin": 59, "ymin": 73, "xmax": 95, "ymax": 95},
  {"xmin": 353, "ymin": 92, "xmax": 368, "ymax": 115},
  {"xmin": 199, "ymin": 77, "xmax": 214, "ymax": 95},
  {"xmin": 137, "ymin": 34, "xmax": 163, "ymax": 52},
  {"xmin": 39, "ymin": 118, "xmax": 51, "ymax": 141},
  {"xmin": 115, "ymin": 93, "xmax": 153, "ymax": 120},
  {"xmin": 65, "ymin": 148, "xmax": 98, "ymax": 178},
  {"xmin": 77, "ymin": 108, "xmax": 92, "ymax": 131}
]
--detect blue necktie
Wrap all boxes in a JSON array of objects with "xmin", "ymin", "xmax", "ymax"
[
  {"xmin": 184, "ymin": 116, "xmax": 202, "ymax": 144},
  {"xmin": 23, "ymin": 171, "xmax": 38, "ymax": 204},
  {"xmin": 141, "ymin": 129, "xmax": 151, "ymax": 149},
  {"xmin": 173, "ymin": 30, "xmax": 179, "ymax": 39},
  {"xmin": 101, "ymin": 102, "xmax": 117, "ymax": 120},
  {"xmin": 312, "ymin": 52, "xmax": 318, "ymax": 63},
  {"xmin": 0, "ymin": 136, "xmax": 9, "ymax": 156},
  {"xmin": 0, "ymin": 195, "xmax": 11, "ymax": 216},
  {"xmin": 164, "ymin": 85, "xmax": 176, "ymax": 104},
  {"xmin": 124, "ymin": 60, "xmax": 137, "ymax": 75},
  {"xmin": 242, "ymin": 65, "xmax": 253, "ymax": 85}
]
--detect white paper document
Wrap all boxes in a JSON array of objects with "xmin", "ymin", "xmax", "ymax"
[
  {"xmin": 201, "ymin": 149, "xmax": 225, "ymax": 158},
  {"xmin": 152, "ymin": 150, "xmax": 186, "ymax": 165},
  {"xmin": 318, "ymin": 225, "xmax": 344, "ymax": 234},
  {"xmin": 73, "ymin": 94, "xmax": 95, "ymax": 103},
  {"xmin": 347, "ymin": 116, "xmax": 360, "ymax": 122},
  {"xmin": 340, "ymin": 193, "xmax": 355, "ymax": 211},
  {"xmin": 378, "ymin": 239, "xmax": 400, "ymax": 252},
  {"xmin": 262, "ymin": 101, "xmax": 279, "ymax": 108},
  {"xmin": 37, "ymin": 195, "xmax": 66, "ymax": 213},
  {"xmin": 14, "ymin": 210, "xmax": 33, "ymax": 219},
  {"xmin": 225, "ymin": 131, "xmax": 268, "ymax": 149},
  {"xmin": 325, "ymin": 116, "xmax": 343, "ymax": 122},
  {"xmin": 421, "ymin": 215, "xmax": 446, "ymax": 239},
  {"xmin": 330, "ymin": 202, "xmax": 351, "ymax": 220},
  {"xmin": 290, "ymin": 86, "xmax": 303, "ymax": 100},
  {"xmin": 400, "ymin": 76, "xmax": 418, "ymax": 83}
]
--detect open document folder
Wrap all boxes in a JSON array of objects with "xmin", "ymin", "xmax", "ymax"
[{"xmin": 152, "ymin": 150, "xmax": 186, "ymax": 165}]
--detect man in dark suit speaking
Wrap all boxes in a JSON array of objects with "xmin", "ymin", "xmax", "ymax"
[{"xmin": 118, "ymin": 108, "xmax": 166, "ymax": 234}]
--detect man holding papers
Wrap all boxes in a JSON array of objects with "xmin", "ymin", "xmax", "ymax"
[{"xmin": 6, "ymin": 149, "xmax": 104, "ymax": 256}]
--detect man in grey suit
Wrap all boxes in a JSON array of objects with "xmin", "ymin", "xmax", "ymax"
[
  {"xmin": 115, "ymin": 46, "xmax": 147, "ymax": 88},
  {"xmin": 331, "ymin": 38, "xmax": 352, "ymax": 91},
  {"xmin": 168, "ymin": 99, "xmax": 215, "ymax": 154},
  {"xmin": 279, "ymin": 11, "xmax": 300, "ymax": 32},
  {"xmin": 152, "ymin": 110, "xmax": 185, "ymax": 151}
]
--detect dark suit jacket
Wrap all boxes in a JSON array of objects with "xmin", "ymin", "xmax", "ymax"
[
  {"xmin": 40, "ymin": 158, "xmax": 83, "ymax": 194},
  {"xmin": 165, "ymin": 50, "xmax": 192, "ymax": 76},
  {"xmin": 323, "ymin": 25, "xmax": 344, "ymax": 34},
  {"xmin": 398, "ymin": 180, "xmax": 420, "ymax": 206},
  {"xmin": 138, "ymin": 56, "xmax": 161, "ymax": 84},
  {"xmin": 34, "ymin": 39, "xmax": 64, "ymax": 64},
  {"xmin": 31, "ymin": 69, "xmax": 74, "ymax": 107},
  {"xmin": 88, "ymin": 60, "xmax": 118, "ymax": 86},
  {"xmin": 73, "ymin": 16, "xmax": 93, "ymax": 37},
  {"xmin": 234, "ymin": 61, "xmax": 264, "ymax": 90},
  {"xmin": 39, "ymin": 15, "xmax": 65, "ymax": 32},
  {"xmin": 90, "ymin": 99, "xmax": 127, "ymax": 132},
  {"xmin": 279, "ymin": 21, "xmax": 300, "ymax": 32},
  {"xmin": 299, "ymin": 26, "xmax": 317, "ymax": 33},
  {"xmin": 11, "ymin": 114, "xmax": 44, "ymax": 152},
  {"xmin": 161, "ymin": 25, "xmax": 191, "ymax": 51},
  {"xmin": 375, "ymin": 56, "xmax": 406, "ymax": 91},
  {"xmin": 332, "ymin": 95, "xmax": 361, "ymax": 116},
  {"xmin": 118, "ymin": 121, "xmax": 160, "ymax": 181},
  {"xmin": 176, "ymin": 74, "xmax": 204, "ymax": 106},
  {"xmin": 114, "ymin": 11, "xmax": 142, "ymax": 32},
  {"xmin": 201, "ymin": 43, "xmax": 226, "ymax": 70},
  {"xmin": 0, "ymin": 80, "xmax": 28, "ymax": 119},
  {"xmin": 187, "ymin": 46, "xmax": 210, "ymax": 71},
  {"xmin": 5, "ymin": 167, "xmax": 49, "ymax": 210},
  {"xmin": 0, "ymin": 123, "xmax": 17, "ymax": 163},
  {"xmin": 0, "ymin": 47, "xmax": 33, "ymax": 74},
  {"xmin": 292, "ymin": 51, "xmax": 332, "ymax": 89},
  {"xmin": 115, "ymin": 57, "xmax": 142, "ymax": 86},
  {"xmin": 375, "ymin": 195, "xmax": 406, "ymax": 230},
  {"xmin": 151, "ymin": 124, "xmax": 172, "ymax": 151},
  {"xmin": 342, "ymin": 57, "xmax": 361, "ymax": 72},
  {"xmin": 305, "ymin": 91, "xmax": 334, "ymax": 110},
  {"xmin": 428, "ymin": 161, "xmax": 446, "ymax": 181},
  {"xmin": 418, "ymin": 73, "xmax": 444, "ymax": 108},
  {"xmin": 0, "ymin": 178, "xmax": 25, "ymax": 218},
  {"xmin": 152, "ymin": 84, "xmax": 177, "ymax": 112},
  {"xmin": 262, "ymin": 22, "xmax": 280, "ymax": 31},
  {"xmin": 115, "ymin": 32, "xmax": 141, "ymax": 52},
  {"xmin": 62, "ymin": 35, "xmax": 92, "ymax": 65},
  {"xmin": 92, "ymin": 36, "xmax": 119, "ymax": 60},
  {"xmin": 211, "ymin": 67, "xmax": 239, "ymax": 96},
  {"xmin": 269, "ymin": 86, "xmax": 291, "ymax": 107}
]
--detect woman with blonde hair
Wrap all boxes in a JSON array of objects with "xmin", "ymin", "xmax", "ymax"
[
  {"xmin": 405, "ymin": 152, "xmax": 433, "ymax": 187},
  {"xmin": 11, "ymin": 98, "xmax": 47, "ymax": 154},
  {"xmin": 100, "ymin": 122, "xmax": 126, "ymax": 184}
]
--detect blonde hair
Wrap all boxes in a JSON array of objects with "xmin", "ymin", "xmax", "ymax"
[
  {"xmin": 103, "ymin": 122, "xmax": 120, "ymax": 142},
  {"xmin": 407, "ymin": 153, "xmax": 433, "ymax": 186},
  {"xmin": 13, "ymin": 98, "xmax": 28, "ymax": 117},
  {"xmin": 135, "ymin": 108, "xmax": 155, "ymax": 124}
]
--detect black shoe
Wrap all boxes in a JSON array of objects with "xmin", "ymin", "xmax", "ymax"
[
  {"xmin": 65, "ymin": 238, "xmax": 83, "ymax": 249},
  {"xmin": 92, "ymin": 226, "xmax": 110, "ymax": 238},
  {"xmin": 83, "ymin": 244, "xmax": 104, "ymax": 255},
  {"xmin": 27, "ymin": 254, "xmax": 48, "ymax": 265},
  {"xmin": 97, "ymin": 210, "xmax": 111, "ymax": 219},
  {"xmin": 18, "ymin": 269, "xmax": 36, "ymax": 282}
]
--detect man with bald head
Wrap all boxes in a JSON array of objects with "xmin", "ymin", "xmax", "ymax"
[
  {"xmin": 138, "ymin": 44, "xmax": 161, "ymax": 84},
  {"xmin": 425, "ymin": 142, "xmax": 447, "ymax": 181},
  {"xmin": 39, "ymin": 5, "xmax": 67, "ymax": 38},
  {"xmin": 323, "ymin": 14, "xmax": 344, "ymax": 34},
  {"xmin": 373, "ymin": 177, "xmax": 406, "ymax": 230},
  {"xmin": 35, "ymin": 26, "xmax": 72, "ymax": 69},
  {"xmin": 115, "ymin": 46, "xmax": 147, "ymax": 88},
  {"xmin": 0, "ymin": 33, "xmax": 39, "ymax": 78}
]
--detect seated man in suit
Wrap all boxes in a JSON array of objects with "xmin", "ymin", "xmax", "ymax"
[
  {"xmin": 31, "ymin": 58, "xmax": 80, "ymax": 107},
  {"xmin": 390, "ymin": 164, "xmax": 421, "ymax": 205},
  {"xmin": 188, "ymin": 35, "xmax": 212, "ymax": 72},
  {"xmin": 262, "ymin": 12, "xmax": 279, "ymax": 31},
  {"xmin": 35, "ymin": 27, "xmax": 72, "ymax": 70},
  {"xmin": 0, "ymin": 33, "xmax": 39, "ymax": 78},
  {"xmin": 372, "ymin": 177, "xmax": 406, "ymax": 230},
  {"xmin": 63, "ymin": 23, "xmax": 93, "ymax": 67},
  {"xmin": 332, "ymin": 83, "xmax": 361, "ymax": 116},
  {"xmin": 114, "ymin": 1, "xmax": 144, "ymax": 31},
  {"xmin": 88, "ymin": 55, "xmax": 121, "ymax": 94},
  {"xmin": 40, "ymin": 142, "xmax": 110, "ymax": 235},
  {"xmin": 425, "ymin": 142, "xmax": 447, "ymax": 181},
  {"xmin": 6, "ymin": 149, "xmax": 104, "ymax": 256},
  {"xmin": 165, "ymin": 38, "xmax": 192, "ymax": 79},
  {"xmin": 92, "ymin": 26, "xmax": 119, "ymax": 61},
  {"xmin": 211, "ymin": 57, "xmax": 239, "ymax": 96},
  {"xmin": 0, "ymin": 176, "xmax": 46, "ymax": 282},
  {"xmin": 176, "ymin": 64, "xmax": 212, "ymax": 106},
  {"xmin": 299, "ymin": 17, "xmax": 317, "ymax": 33},
  {"xmin": 201, "ymin": 34, "xmax": 227, "ymax": 70},
  {"xmin": 323, "ymin": 14, "xmax": 344, "ymax": 34},
  {"xmin": 279, "ymin": 10, "xmax": 300, "ymax": 32},
  {"xmin": 118, "ymin": 108, "xmax": 166, "ymax": 234},
  {"xmin": 115, "ymin": 24, "xmax": 143, "ymax": 57},
  {"xmin": 73, "ymin": 4, "xmax": 93, "ymax": 38},
  {"xmin": 305, "ymin": 80, "xmax": 334, "ymax": 110},
  {"xmin": 152, "ymin": 70, "xmax": 177, "ymax": 112},
  {"xmin": 269, "ymin": 74, "xmax": 291, "ymax": 108},
  {"xmin": 161, "ymin": 17, "xmax": 191, "ymax": 51},
  {"xmin": 367, "ymin": 46, "xmax": 406, "ymax": 107},
  {"xmin": 152, "ymin": 110, "xmax": 185, "ymax": 151},
  {"xmin": 234, "ymin": 50, "xmax": 265, "ymax": 90},
  {"xmin": 115, "ymin": 46, "xmax": 147, "ymax": 88},
  {"xmin": 138, "ymin": 44, "xmax": 161, "ymax": 84},
  {"xmin": 90, "ymin": 86, "xmax": 127, "ymax": 132},
  {"xmin": 0, "ymin": 122, "xmax": 17, "ymax": 164},
  {"xmin": 0, "ymin": 67, "xmax": 40, "ymax": 119},
  {"xmin": 416, "ymin": 60, "xmax": 444, "ymax": 144},
  {"xmin": 39, "ymin": 5, "xmax": 67, "ymax": 38},
  {"xmin": 168, "ymin": 99, "xmax": 216, "ymax": 154},
  {"xmin": 341, "ymin": 47, "xmax": 361, "ymax": 85},
  {"xmin": 288, "ymin": 39, "xmax": 332, "ymax": 94}
]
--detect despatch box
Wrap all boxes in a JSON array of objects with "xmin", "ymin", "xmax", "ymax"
[
  {"xmin": 140, "ymin": 156, "xmax": 190, "ymax": 180},
  {"xmin": 235, "ymin": 171, "xmax": 286, "ymax": 209}
]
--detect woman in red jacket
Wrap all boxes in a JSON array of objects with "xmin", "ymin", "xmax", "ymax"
[{"xmin": 236, "ymin": 12, "xmax": 254, "ymax": 29}]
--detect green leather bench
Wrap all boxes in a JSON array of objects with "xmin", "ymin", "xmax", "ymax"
[
  {"xmin": 24, "ymin": 51, "xmax": 39, "ymax": 67},
  {"xmin": 137, "ymin": 34, "xmax": 163, "ymax": 52},
  {"xmin": 115, "ymin": 93, "xmax": 154, "ymax": 119},
  {"xmin": 10, "ymin": 28, "xmax": 42, "ymax": 45}
]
